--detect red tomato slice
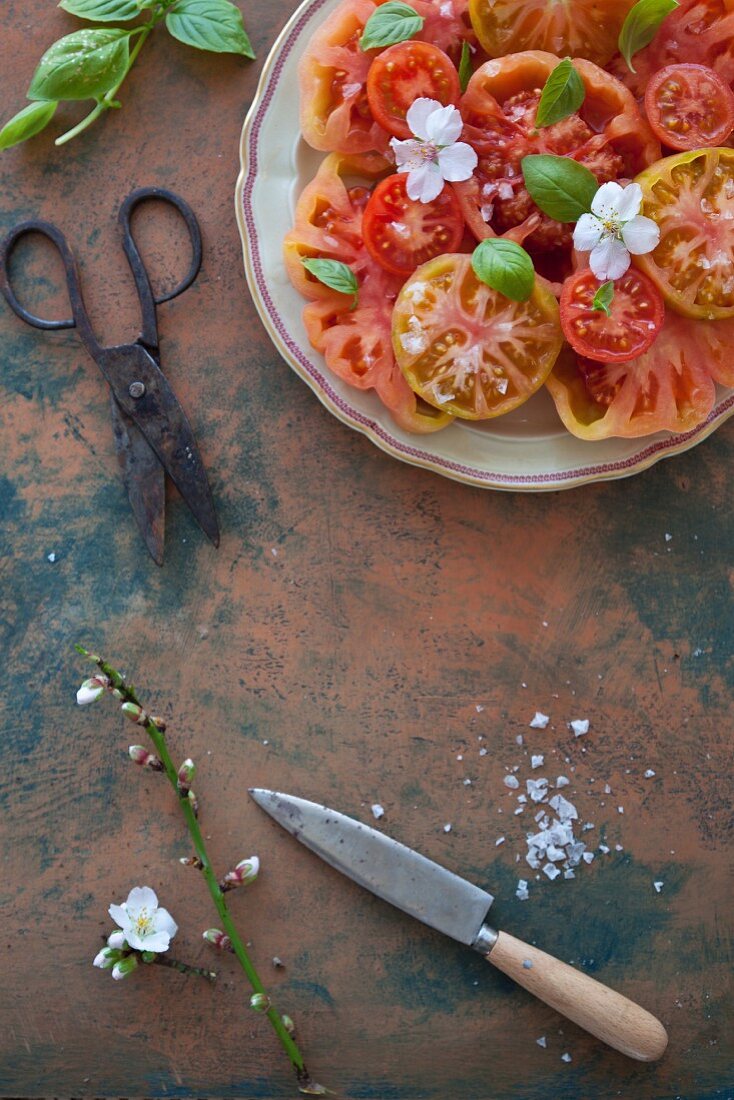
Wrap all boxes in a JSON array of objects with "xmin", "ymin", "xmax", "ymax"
[
  {"xmin": 362, "ymin": 174, "xmax": 464, "ymax": 276},
  {"xmin": 392, "ymin": 253, "xmax": 563, "ymax": 419},
  {"xmin": 366, "ymin": 41, "xmax": 461, "ymax": 139},
  {"xmin": 560, "ymin": 268, "xmax": 664, "ymax": 364},
  {"xmin": 298, "ymin": 0, "xmax": 389, "ymax": 154},
  {"xmin": 454, "ymin": 52, "xmax": 660, "ymax": 261},
  {"xmin": 644, "ymin": 64, "xmax": 734, "ymax": 152},
  {"xmin": 609, "ymin": 0, "xmax": 734, "ymax": 101},
  {"xmin": 412, "ymin": 0, "xmax": 478, "ymax": 63},
  {"xmin": 469, "ymin": 0, "xmax": 636, "ymax": 68},
  {"xmin": 545, "ymin": 309, "xmax": 734, "ymax": 439},
  {"xmin": 303, "ymin": 266, "xmax": 454, "ymax": 433}
]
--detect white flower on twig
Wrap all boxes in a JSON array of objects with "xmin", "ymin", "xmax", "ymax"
[
  {"xmin": 390, "ymin": 99, "xmax": 477, "ymax": 204},
  {"xmin": 573, "ymin": 182, "xmax": 659, "ymax": 281},
  {"xmin": 108, "ymin": 886, "xmax": 178, "ymax": 953}
]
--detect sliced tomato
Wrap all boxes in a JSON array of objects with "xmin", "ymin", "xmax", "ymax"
[
  {"xmin": 644, "ymin": 64, "xmax": 734, "ymax": 152},
  {"xmin": 362, "ymin": 174, "xmax": 464, "ymax": 276},
  {"xmin": 544, "ymin": 308, "xmax": 734, "ymax": 438},
  {"xmin": 284, "ymin": 152, "xmax": 390, "ymax": 299},
  {"xmin": 366, "ymin": 41, "xmax": 460, "ymax": 139},
  {"xmin": 634, "ymin": 147, "xmax": 734, "ymax": 320},
  {"xmin": 392, "ymin": 253, "xmax": 563, "ymax": 419},
  {"xmin": 610, "ymin": 0, "xmax": 734, "ymax": 101},
  {"xmin": 413, "ymin": 0, "xmax": 478, "ymax": 63},
  {"xmin": 560, "ymin": 268, "xmax": 664, "ymax": 363},
  {"xmin": 455, "ymin": 51, "xmax": 660, "ymax": 263},
  {"xmin": 303, "ymin": 265, "xmax": 454, "ymax": 433},
  {"xmin": 468, "ymin": 0, "xmax": 636, "ymax": 68},
  {"xmin": 298, "ymin": 0, "xmax": 388, "ymax": 154}
]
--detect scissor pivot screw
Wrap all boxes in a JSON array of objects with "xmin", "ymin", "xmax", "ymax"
[{"xmin": 129, "ymin": 381, "xmax": 146, "ymax": 398}]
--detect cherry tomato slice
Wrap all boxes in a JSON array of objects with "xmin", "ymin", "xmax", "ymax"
[
  {"xmin": 644, "ymin": 64, "xmax": 734, "ymax": 151},
  {"xmin": 366, "ymin": 41, "xmax": 460, "ymax": 140},
  {"xmin": 392, "ymin": 253, "xmax": 563, "ymax": 419},
  {"xmin": 362, "ymin": 174, "xmax": 464, "ymax": 276},
  {"xmin": 635, "ymin": 147, "xmax": 734, "ymax": 321},
  {"xmin": 560, "ymin": 269, "xmax": 664, "ymax": 364}
]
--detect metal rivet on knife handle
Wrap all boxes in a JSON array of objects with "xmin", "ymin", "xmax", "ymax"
[{"xmin": 477, "ymin": 928, "xmax": 668, "ymax": 1062}]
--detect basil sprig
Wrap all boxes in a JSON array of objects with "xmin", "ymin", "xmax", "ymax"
[
  {"xmin": 618, "ymin": 0, "xmax": 679, "ymax": 74},
  {"xmin": 360, "ymin": 2, "xmax": 424, "ymax": 51},
  {"xmin": 521, "ymin": 154, "xmax": 598, "ymax": 222},
  {"xmin": 458, "ymin": 41, "xmax": 472, "ymax": 93},
  {"xmin": 592, "ymin": 280, "xmax": 615, "ymax": 316},
  {"xmin": 535, "ymin": 58, "xmax": 585, "ymax": 129},
  {"xmin": 0, "ymin": 0, "xmax": 254, "ymax": 151},
  {"xmin": 471, "ymin": 239, "xmax": 535, "ymax": 302},
  {"xmin": 302, "ymin": 258, "xmax": 359, "ymax": 308}
]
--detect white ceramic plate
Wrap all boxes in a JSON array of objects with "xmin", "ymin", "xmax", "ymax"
[{"xmin": 235, "ymin": 0, "xmax": 734, "ymax": 491}]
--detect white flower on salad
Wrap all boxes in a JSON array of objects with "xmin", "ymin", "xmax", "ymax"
[
  {"xmin": 390, "ymin": 98, "xmax": 477, "ymax": 204},
  {"xmin": 573, "ymin": 181, "xmax": 660, "ymax": 281}
]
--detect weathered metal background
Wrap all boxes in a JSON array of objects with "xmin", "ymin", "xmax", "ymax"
[{"xmin": 1, "ymin": 1, "xmax": 732, "ymax": 1097}]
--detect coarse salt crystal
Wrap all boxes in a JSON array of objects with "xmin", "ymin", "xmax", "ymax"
[
  {"xmin": 503, "ymin": 775, "xmax": 520, "ymax": 789},
  {"xmin": 561, "ymin": 1052, "xmax": 572, "ymax": 1063},
  {"xmin": 555, "ymin": 776, "xmax": 570, "ymax": 788},
  {"xmin": 549, "ymin": 794, "xmax": 577, "ymax": 822},
  {"xmin": 618, "ymin": 806, "xmax": 624, "ymax": 814},
  {"xmin": 47, "ymin": 552, "xmax": 57, "ymax": 563},
  {"xmin": 536, "ymin": 1036, "xmax": 547, "ymax": 1048},
  {"xmin": 496, "ymin": 836, "xmax": 505, "ymax": 846},
  {"xmin": 615, "ymin": 844, "xmax": 624, "ymax": 852},
  {"xmin": 654, "ymin": 881, "xmax": 664, "ymax": 893},
  {"xmin": 516, "ymin": 879, "xmax": 529, "ymax": 900},
  {"xmin": 443, "ymin": 823, "xmax": 452, "ymax": 833},
  {"xmin": 527, "ymin": 778, "xmax": 549, "ymax": 802},
  {"xmin": 371, "ymin": 804, "xmax": 384, "ymax": 819},
  {"xmin": 569, "ymin": 719, "xmax": 589, "ymax": 737},
  {"xmin": 463, "ymin": 778, "xmax": 472, "ymax": 786},
  {"xmin": 644, "ymin": 769, "xmax": 656, "ymax": 778},
  {"xmin": 598, "ymin": 844, "xmax": 610, "ymax": 854},
  {"xmin": 479, "ymin": 747, "xmax": 488, "ymax": 756},
  {"xmin": 529, "ymin": 712, "xmax": 549, "ymax": 729},
  {"xmin": 543, "ymin": 863, "xmax": 561, "ymax": 880},
  {"xmin": 531, "ymin": 754, "xmax": 544, "ymax": 769},
  {"xmin": 582, "ymin": 851, "xmax": 595, "ymax": 864}
]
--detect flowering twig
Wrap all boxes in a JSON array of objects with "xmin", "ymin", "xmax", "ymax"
[{"xmin": 76, "ymin": 646, "xmax": 325, "ymax": 1097}]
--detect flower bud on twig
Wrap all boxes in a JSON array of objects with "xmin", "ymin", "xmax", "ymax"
[
  {"xmin": 187, "ymin": 789, "xmax": 199, "ymax": 817},
  {"xmin": 121, "ymin": 702, "xmax": 149, "ymax": 726},
  {"xmin": 177, "ymin": 758, "xmax": 195, "ymax": 793},
  {"xmin": 107, "ymin": 930, "xmax": 127, "ymax": 950},
  {"xmin": 282, "ymin": 1014, "xmax": 295, "ymax": 1034},
  {"xmin": 77, "ymin": 676, "xmax": 109, "ymax": 706},
  {"xmin": 250, "ymin": 992, "xmax": 271, "ymax": 1013},
  {"xmin": 149, "ymin": 715, "xmax": 167, "ymax": 732},
  {"xmin": 128, "ymin": 745, "xmax": 164, "ymax": 770},
  {"xmin": 203, "ymin": 928, "xmax": 232, "ymax": 951},
  {"xmin": 220, "ymin": 855, "xmax": 259, "ymax": 891},
  {"xmin": 111, "ymin": 955, "xmax": 139, "ymax": 980},
  {"xmin": 93, "ymin": 946, "xmax": 122, "ymax": 969}
]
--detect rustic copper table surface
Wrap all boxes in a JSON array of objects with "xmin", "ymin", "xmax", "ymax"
[{"xmin": 1, "ymin": 2, "xmax": 732, "ymax": 1098}]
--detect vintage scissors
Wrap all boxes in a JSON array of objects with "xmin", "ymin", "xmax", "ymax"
[{"xmin": 0, "ymin": 186, "xmax": 219, "ymax": 565}]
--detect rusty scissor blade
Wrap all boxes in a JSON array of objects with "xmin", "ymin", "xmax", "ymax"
[{"xmin": 110, "ymin": 394, "xmax": 166, "ymax": 565}]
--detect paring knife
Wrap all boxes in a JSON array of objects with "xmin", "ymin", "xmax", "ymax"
[{"xmin": 249, "ymin": 789, "xmax": 668, "ymax": 1062}]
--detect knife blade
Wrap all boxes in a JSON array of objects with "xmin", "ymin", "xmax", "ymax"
[{"xmin": 249, "ymin": 789, "xmax": 668, "ymax": 1063}]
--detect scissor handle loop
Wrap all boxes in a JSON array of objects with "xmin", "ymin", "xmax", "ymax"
[
  {"xmin": 118, "ymin": 187, "xmax": 202, "ymax": 350},
  {"xmin": 0, "ymin": 220, "xmax": 90, "ymax": 333}
]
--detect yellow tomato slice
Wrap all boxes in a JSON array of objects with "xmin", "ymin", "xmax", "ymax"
[
  {"xmin": 635, "ymin": 147, "xmax": 734, "ymax": 320},
  {"xmin": 392, "ymin": 254, "xmax": 563, "ymax": 420},
  {"xmin": 467, "ymin": 0, "xmax": 636, "ymax": 68}
]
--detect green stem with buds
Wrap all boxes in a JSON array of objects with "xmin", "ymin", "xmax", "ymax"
[{"xmin": 77, "ymin": 646, "xmax": 319, "ymax": 1094}]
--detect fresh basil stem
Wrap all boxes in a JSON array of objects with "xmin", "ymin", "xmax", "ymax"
[{"xmin": 55, "ymin": 23, "xmax": 152, "ymax": 146}]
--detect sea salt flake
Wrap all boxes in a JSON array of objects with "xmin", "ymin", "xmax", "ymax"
[
  {"xmin": 598, "ymin": 844, "xmax": 610, "ymax": 854},
  {"xmin": 644, "ymin": 769, "xmax": 656, "ymax": 778},
  {"xmin": 514, "ymin": 807, "xmax": 525, "ymax": 815},
  {"xmin": 582, "ymin": 851, "xmax": 595, "ymax": 864},
  {"xmin": 531, "ymin": 754, "xmax": 544, "ymax": 769},
  {"xmin": 563, "ymin": 869, "xmax": 575, "ymax": 879},
  {"xmin": 543, "ymin": 863, "xmax": 561, "ymax": 880},
  {"xmin": 615, "ymin": 844, "xmax": 624, "ymax": 852},
  {"xmin": 503, "ymin": 775, "xmax": 520, "ymax": 790},
  {"xmin": 569, "ymin": 719, "xmax": 589, "ymax": 737},
  {"xmin": 479, "ymin": 747, "xmax": 488, "ymax": 756},
  {"xmin": 475, "ymin": 704, "xmax": 485, "ymax": 712},
  {"xmin": 536, "ymin": 1036, "xmax": 547, "ymax": 1048},
  {"xmin": 529, "ymin": 712, "xmax": 550, "ymax": 729},
  {"xmin": 516, "ymin": 879, "xmax": 529, "ymax": 900},
  {"xmin": 555, "ymin": 776, "xmax": 570, "ymax": 788},
  {"xmin": 618, "ymin": 806, "xmax": 624, "ymax": 814},
  {"xmin": 463, "ymin": 778, "xmax": 472, "ymax": 786},
  {"xmin": 527, "ymin": 778, "xmax": 549, "ymax": 803},
  {"xmin": 516, "ymin": 734, "xmax": 524, "ymax": 746},
  {"xmin": 549, "ymin": 794, "xmax": 577, "ymax": 822},
  {"xmin": 443, "ymin": 823, "xmax": 452, "ymax": 833},
  {"xmin": 371, "ymin": 804, "xmax": 384, "ymax": 819},
  {"xmin": 522, "ymin": 959, "xmax": 533, "ymax": 969},
  {"xmin": 47, "ymin": 552, "xmax": 57, "ymax": 563},
  {"xmin": 561, "ymin": 1052, "xmax": 572, "ymax": 1063},
  {"xmin": 604, "ymin": 783, "xmax": 612, "ymax": 794},
  {"xmin": 665, "ymin": 532, "xmax": 673, "ymax": 542},
  {"xmin": 654, "ymin": 881, "xmax": 664, "ymax": 893}
]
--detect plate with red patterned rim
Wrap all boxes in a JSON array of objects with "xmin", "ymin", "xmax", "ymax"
[{"xmin": 234, "ymin": 0, "xmax": 734, "ymax": 491}]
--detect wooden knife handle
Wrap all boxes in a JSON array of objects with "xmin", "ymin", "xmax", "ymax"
[{"xmin": 484, "ymin": 930, "xmax": 668, "ymax": 1061}]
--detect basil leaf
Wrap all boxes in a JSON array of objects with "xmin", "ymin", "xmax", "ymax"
[
  {"xmin": 521, "ymin": 154, "xmax": 598, "ymax": 222},
  {"xmin": 359, "ymin": 1, "xmax": 424, "ymax": 51},
  {"xmin": 58, "ymin": 0, "xmax": 141, "ymax": 21},
  {"xmin": 592, "ymin": 280, "xmax": 615, "ymax": 316},
  {"xmin": 28, "ymin": 30, "xmax": 130, "ymax": 101},
  {"xmin": 302, "ymin": 258, "xmax": 358, "ymax": 304},
  {"xmin": 618, "ymin": 0, "xmax": 678, "ymax": 74},
  {"xmin": 458, "ymin": 40, "xmax": 472, "ymax": 94},
  {"xmin": 471, "ymin": 238, "xmax": 535, "ymax": 302},
  {"xmin": 535, "ymin": 58, "xmax": 585, "ymax": 128},
  {"xmin": 166, "ymin": 0, "xmax": 255, "ymax": 58},
  {"xmin": 0, "ymin": 100, "xmax": 58, "ymax": 150}
]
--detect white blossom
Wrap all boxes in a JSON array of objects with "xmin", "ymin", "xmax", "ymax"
[
  {"xmin": 573, "ymin": 182, "xmax": 659, "ymax": 281},
  {"xmin": 108, "ymin": 886, "xmax": 178, "ymax": 953},
  {"xmin": 76, "ymin": 676, "xmax": 108, "ymax": 705},
  {"xmin": 390, "ymin": 99, "xmax": 477, "ymax": 204}
]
